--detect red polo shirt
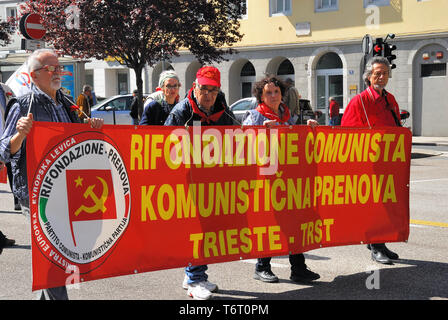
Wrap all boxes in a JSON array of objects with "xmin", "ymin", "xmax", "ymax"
[
  {"xmin": 341, "ymin": 86, "xmax": 400, "ymax": 127},
  {"xmin": 329, "ymin": 100, "xmax": 340, "ymax": 117}
]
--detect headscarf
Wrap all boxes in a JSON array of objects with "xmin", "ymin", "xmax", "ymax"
[{"xmin": 158, "ymin": 70, "xmax": 180, "ymax": 88}]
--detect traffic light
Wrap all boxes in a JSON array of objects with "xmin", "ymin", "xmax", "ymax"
[
  {"xmin": 373, "ymin": 38, "xmax": 383, "ymax": 57},
  {"xmin": 384, "ymin": 43, "xmax": 397, "ymax": 69}
]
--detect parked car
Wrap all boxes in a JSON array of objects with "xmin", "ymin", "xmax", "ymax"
[
  {"xmin": 229, "ymin": 97, "xmax": 257, "ymax": 123},
  {"xmin": 90, "ymin": 94, "xmax": 148, "ymax": 125}
]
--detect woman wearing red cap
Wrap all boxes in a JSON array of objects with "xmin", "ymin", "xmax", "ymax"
[{"xmin": 242, "ymin": 75, "xmax": 321, "ymax": 284}]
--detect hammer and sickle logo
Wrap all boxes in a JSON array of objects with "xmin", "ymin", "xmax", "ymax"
[{"xmin": 74, "ymin": 176, "xmax": 109, "ymax": 216}]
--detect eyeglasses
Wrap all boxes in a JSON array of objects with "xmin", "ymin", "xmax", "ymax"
[
  {"xmin": 34, "ymin": 65, "xmax": 64, "ymax": 73},
  {"xmin": 197, "ymin": 85, "xmax": 219, "ymax": 95},
  {"xmin": 164, "ymin": 84, "xmax": 180, "ymax": 90},
  {"xmin": 372, "ymin": 71, "xmax": 389, "ymax": 77}
]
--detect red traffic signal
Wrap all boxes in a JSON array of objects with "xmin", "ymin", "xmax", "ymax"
[{"xmin": 372, "ymin": 38, "xmax": 383, "ymax": 57}]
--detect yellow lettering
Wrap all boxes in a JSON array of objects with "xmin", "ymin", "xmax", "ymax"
[
  {"xmin": 130, "ymin": 134, "xmax": 143, "ymax": 170},
  {"xmin": 151, "ymin": 134, "xmax": 164, "ymax": 169},
  {"xmin": 253, "ymin": 226, "xmax": 267, "ymax": 251},
  {"xmin": 383, "ymin": 175, "xmax": 397, "ymax": 203},
  {"xmin": 382, "ymin": 134, "xmax": 395, "ymax": 162},
  {"xmin": 204, "ymin": 232, "xmax": 218, "ymax": 258},
  {"xmin": 268, "ymin": 226, "xmax": 282, "ymax": 251},
  {"xmin": 287, "ymin": 133, "xmax": 299, "ymax": 164},
  {"xmin": 141, "ymin": 185, "xmax": 156, "ymax": 221},
  {"xmin": 392, "ymin": 134, "xmax": 406, "ymax": 162},
  {"xmin": 190, "ymin": 233, "xmax": 203, "ymax": 259}
]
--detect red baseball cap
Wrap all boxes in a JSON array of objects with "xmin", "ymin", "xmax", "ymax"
[{"xmin": 196, "ymin": 66, "xmax": 221, "ymax": 88}]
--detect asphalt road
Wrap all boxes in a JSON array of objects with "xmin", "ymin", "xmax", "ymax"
[{"xmin": 1, "ymin": 145, "xmax": 447, "ymax": 306}]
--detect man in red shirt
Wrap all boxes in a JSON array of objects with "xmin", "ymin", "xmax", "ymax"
[
  {"xmin": 341, "ymin": 56, "xmax": 401, "ymax": 264},
  {"xmin": 328, "ymin": 97, "xmax": 340, "ymax": 126},
  {"xmin": 342, "ymin": 57, "xmax": 400, "ymax": 128}
]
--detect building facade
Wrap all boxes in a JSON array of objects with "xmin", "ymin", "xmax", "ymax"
[{"xmin": 1, "ymin": 0, "xmax": 448, "ymax": 135}]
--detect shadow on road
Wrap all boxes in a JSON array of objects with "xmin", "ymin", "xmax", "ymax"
[
  {"xmin": 0, "ymin": 210, "xmax": 22, "ymax": 215},
  {"xmin": 215, "ymin": 259, "xmax": 448, "ymax": 300},
  {"xmin": 411, "ymin": 152, "xmax": 440, "ymax": 159}
]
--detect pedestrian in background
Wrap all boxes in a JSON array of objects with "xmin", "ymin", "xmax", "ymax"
[
  {"xmin": 283, "ymin": 78, "xmax": 301, "ymax": 124},
  {"xmin": 341, "ymin": 56, "xmax": 401, "ymax": 265},
  {"xmin": 165, "ymin": 66, "xmax": 235, "ymax": 300},
  {"xmin": 140, "ymin": 70, "xmax": 181, "ymax": 125},
  {"xmin": 129, "ymin": 89, "xmax": 139, "ymax": 125},
  {"xmin": 242, "ymin": 75, "xmax": 321, "ymax": 284},
  {"xmin": 76, "ymin": 84, "xmax": 93, "ymax": 122},
  {"xmin": 0, "ymin": 82, "xmax": 20, "ymax": 211},
  {"xmin": 0, "ymin": 49, "xmax": 104, "ymax": 299},
  {"xmin": 328, "ymin": 96, "xmax": 340, "ymax": 126}
]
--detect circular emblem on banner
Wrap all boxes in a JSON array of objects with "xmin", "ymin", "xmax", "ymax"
[{"xmin": 30, "ymin": 131, "xmax": 130, "ymax": 274}]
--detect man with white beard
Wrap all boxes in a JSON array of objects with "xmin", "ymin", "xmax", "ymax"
[{"xmin": 0, "ymin": 49, "xmax": 103, "ymax": 300}]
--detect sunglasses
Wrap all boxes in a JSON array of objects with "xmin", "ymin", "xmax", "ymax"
[
  {"xmin": 197, "ymin": 85, "xmax": 219, "ymax": 95},
  {"xmin": 164, "ymin": 84, "xmax": 180, "ymax": 90},
  {"xmin": 34, "ymin": 65, "xmax": 64, "ymax": 73}
]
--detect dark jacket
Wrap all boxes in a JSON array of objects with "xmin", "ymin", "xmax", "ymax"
[
  {"xmin": 164, "ymin": 90, "xmax": 236, "ymax": 126},
  {"xmin": 129, "ymin": 96, "xmax": 138, "ymax": 119},
  {"xmin": 140, "ymin": 99, "xmax": 174, "ymax": 126},
  {"xmin": 0, "ymin": 87, "xmax": 81, "ymax": 206}
]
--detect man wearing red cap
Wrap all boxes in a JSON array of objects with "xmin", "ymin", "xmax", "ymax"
[
  {"xmin": 164, "ymin": 66, "xmax": 236, "ymax": 300},
  {"xmin": 164, "ymin": 66, "xmax": 235, "ymax": 127}
]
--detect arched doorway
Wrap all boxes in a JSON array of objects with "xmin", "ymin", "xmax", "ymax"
[
  {"xmin": 241, "ymin": 61, "xmax": 255, "ymax": 98},
  {"xmin": 412, "ymin": 43, "xmax": 448, "ymax": 136},
  {"xmin": 316, "ymin": 52, "xmax": 343, "ymax": 124},
  {"xmin": 185, "ymin": 61, "xmax": 202, "ymax": 93},
  {"xmin": 152, "ymin": 62, "xmax": 174, "ymax": 92},
  {"xmin": 277, "ymin": 59, "xmax": 295, "ymax": 82}
]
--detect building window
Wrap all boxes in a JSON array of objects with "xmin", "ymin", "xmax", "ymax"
[
  {"xmin": 270, "ymin": 0, "xmax": 292, "ymax": 16},
  {"xmin": 230, "ymin": 0, "xmax": 247, "ymax": 19},
  {"xmin": 364, "ymin": 0, "xmax": 390, "ymax": 7},
  {"xmin": 421, "ymin": 63, "xmax": 447, "ymax": 77},
  {"xmin": 277, "ymin": 59, "xmax": 295, "ymax": 76},
  {"xmin": 6, "ymin": 7, "xmax": 17, "ymax": 19},
  {"xmin": 239, "ymin": 0, "xmax": 248, "ymax": 19},
  {"xmin": 240, "ymin": 61, "xmax": 255, "ymax": 98},
  {"xmin": 315, "ymin": 0, "xmax": 338, "ymax": 12},
  {"xmin": 117, "ymin": 72, "xmax": 129, "ymax": 95}
]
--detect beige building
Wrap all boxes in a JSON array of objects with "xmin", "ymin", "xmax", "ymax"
[
  {"xmin": 137, "ymin": 0, "xmax": 447, "ymax": 135},
  {"xmin": 1, "ymin": 1, "xmax": 448, "ymax": 135}
]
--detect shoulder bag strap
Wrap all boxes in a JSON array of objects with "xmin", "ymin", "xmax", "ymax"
[
  {"xmin": 359, "ymin": 94, "xmax": 371, "ymax": 128},
  {"xmin": 383, "ymin": 91, "xmax": 401, "ymax": 127}
]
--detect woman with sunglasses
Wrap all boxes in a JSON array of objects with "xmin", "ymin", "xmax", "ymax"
[{"xmin": 139, "ymin": 70, "xmax": 181, "ymax": 125}]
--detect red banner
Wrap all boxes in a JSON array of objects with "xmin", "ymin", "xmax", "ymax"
[
  {"xmin": 0, "ymin": 166, "xmax": 6, "ymax": 184},
  {"xmin": 26, "ymin": 122, "xmax": 411, "ymax": 290}
]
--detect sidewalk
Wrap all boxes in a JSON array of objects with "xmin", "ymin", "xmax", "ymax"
[{"xmin": 412, "ymin": 136, "xmax": 448, "ymax": 146}]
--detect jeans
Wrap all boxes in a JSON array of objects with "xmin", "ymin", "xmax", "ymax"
[
  {"xmin": 329, "ymin": 116, "xmax": 339, "ymax": 126},
  {"xmin": 36, "ymin": 286, "xmax": 68, "ymax": 300},
  {"xmin": 256, "ymin": 253, "xmax": 305, "ymax": 273},
  {"xmin": 185, "ymin": 265, "xmax": 208, "ymax": 284}
]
